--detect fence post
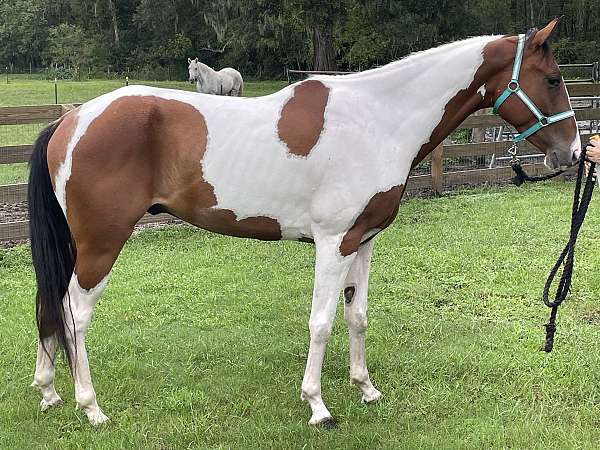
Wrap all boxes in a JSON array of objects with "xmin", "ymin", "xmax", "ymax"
[
  {"xmin": 54, "ymin": 78, "xmax": 58, "ymax": 104},
  {"xmin": 5, "ymin": 66, "xmax": 8, "ymax": 84},
  {"xmin": 125, "ymin": 76, "xmax": 129, "ymax": 86},
  {"xmin": 431, "ymin": 142, "xmax": 444, "ymax": 195}
]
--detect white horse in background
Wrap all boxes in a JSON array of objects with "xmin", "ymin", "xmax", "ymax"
[{"xmin": 188, "ymin": 57, "xmax": 243, "ymax": 96}]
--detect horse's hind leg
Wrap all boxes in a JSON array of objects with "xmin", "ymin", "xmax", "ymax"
[
  {"xmin": 62, "ymin": 220, "xmax": 138, "ymax": 425},
  {"xmin": 343, "ymin": 240, "xmax": 382, "ymax": 403},
  {"xmin": 63, "ymin": 268, "xmax": 110, "ymax": 424},
  {"xmin": 32, "ymin": 335, "xmax": 63, "ymax": 411},
  {"xmin": 31, "ymin": 243, "xmax": 117, "ymax": 424}
]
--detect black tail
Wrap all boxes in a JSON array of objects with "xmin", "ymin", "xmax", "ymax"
[{"xmin": 28, "ymin": 122, "xmax": 76, "ymax": 368}]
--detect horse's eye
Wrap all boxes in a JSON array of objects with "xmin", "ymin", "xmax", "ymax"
[{"xmin": 546, "ymin": 76, "xmax": 561, "ymax": 88}]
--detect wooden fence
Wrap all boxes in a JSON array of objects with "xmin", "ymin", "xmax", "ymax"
[{"xmin": 1, "ymin": 83, "xmax": 600, "ymax": 241}]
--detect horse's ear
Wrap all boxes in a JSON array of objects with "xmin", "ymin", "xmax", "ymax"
[
  {"xmin": 194, "ymin": 57, "xmax": 198, "ymax": 62},
  {"xmin": 188, "ymin": 58, "xmax": 192, "ymax": 64},
  {"xmin": 529, "ymin": 18, "xmax": 560, "ymax": 47}
]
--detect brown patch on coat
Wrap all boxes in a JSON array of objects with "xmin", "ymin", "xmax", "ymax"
[
  {"xmin": 50, "ymin": 95, "xmax": 281, "ymax": 289},
  {"xmin": 278, "ymin": 80, "xmax": 329, "ymax": 157},
  {"xmin": 339, "ymin": 185, "xmax": 406, "ymax": 257},
  {"xmin": 190, "ymin": 209, "xmax": 282, "ymax": 241},
  {"xmin": 46, "ymin": 109, "xmax": 79, "ymax": 189}
]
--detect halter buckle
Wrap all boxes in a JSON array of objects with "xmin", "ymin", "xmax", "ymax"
[
  {"xmin": 540, "ymin": 117, "xmax": 549, "ymax": 126},
  {"xmin": 507, "ymin": 80, "xmax": 520, "ymax": 92}
]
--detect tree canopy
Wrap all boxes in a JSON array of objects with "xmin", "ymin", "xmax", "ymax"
[{"xmin": 0, "ymin": 0, "xmax": 597, "ymax": 79}]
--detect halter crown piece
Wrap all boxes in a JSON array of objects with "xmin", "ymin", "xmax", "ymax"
[{"xmin": 493, "ymin": 34, "xmax": 575, "ymax": 143}]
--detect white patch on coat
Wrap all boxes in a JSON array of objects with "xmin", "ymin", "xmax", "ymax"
[{"xmin": 477, "ymin": 84, "xmax": 487, "ymax": 97}]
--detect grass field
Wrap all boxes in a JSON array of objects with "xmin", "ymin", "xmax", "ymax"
[
  {"xmin": 0, "ymin": 78, "xmax": 288, "ymax": 107},
  {"xmin": 2, "ymin": 182, "xmax": 600, "ymax": 449},
  {"xmin": 0, "ymin": 79, "xmax": 288, "ymax": 186}
]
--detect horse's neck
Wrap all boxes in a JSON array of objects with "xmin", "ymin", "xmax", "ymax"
[
  {"xmin": 198, "ymin": 63, "xmax": 217, "ymax": 85},
  {"xmin": 330, "ymin": 36, "xmax": 502, "ymax": 163}
]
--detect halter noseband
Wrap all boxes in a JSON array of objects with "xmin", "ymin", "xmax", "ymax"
[{"xmin": 493, "ymin": 34, "xmax": 575, "ymax": 143}]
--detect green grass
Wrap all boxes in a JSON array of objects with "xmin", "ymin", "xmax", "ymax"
[
  {"xmin": 2, "ymin": 182, "xmax": 600, "ymax": 449},
  {"xmin": 0, "ymin": 79, "xmax": 288, "ymax": 185},
  {"xmin": 0, "ymin": 163, "xmax": 28, "ymax": 185},
  {"xmin": 0, "ymin": 79, "xmax": 288, "ymax": 107}
]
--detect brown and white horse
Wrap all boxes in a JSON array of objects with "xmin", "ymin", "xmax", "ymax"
[{"xmin": 29, "ymin": 20, "xmax": 580, "ymax": 426}]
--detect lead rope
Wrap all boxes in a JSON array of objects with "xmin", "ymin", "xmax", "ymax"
[
  {"xmin": 541, "ymin": 146, "xmax": 596, "ymax": 352},
  {"xmin": 508, "ymin": 144, "xmax": 565, "ymax": 186},
  {"xmin": 511, "ymin": 162, "xmax": 565, "ymax": 186}
]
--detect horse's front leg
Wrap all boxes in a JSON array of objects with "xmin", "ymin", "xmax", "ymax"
[
  {"xmin": 343, "ymin": 239, "xmax": 382, "ymax": 403},
  {"xmin": 301, "ymin": 234, "xmax": 356, "ymax": 426}
]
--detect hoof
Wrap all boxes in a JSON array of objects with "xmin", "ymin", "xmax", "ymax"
[
  {"xmin": 361, "ymin": 389, "xmax": 383, "ymax": 404},
  {"xmin": 309, "ymin": 412, "xmax": 336, "ymax": 428},
  {"xmin": 318, "ymin": 417, "xmax": 337, "ymax": 429},
  {"xmin": 85, "ymin": 408, "xmax": 110, "ymax": 426},
  {"xmin": 40, "ymin": 396, "xmax": 63, "ymax": 412}
]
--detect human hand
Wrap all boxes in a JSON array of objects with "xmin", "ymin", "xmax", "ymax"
[{"xmin": 585, "ymin": 135, "xmax": 600, "ymax": 176}]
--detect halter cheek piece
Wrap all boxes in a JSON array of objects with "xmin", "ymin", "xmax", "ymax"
[{"xmin": 493, "ymin": 34, "xmax": 575, "ymax": 144}]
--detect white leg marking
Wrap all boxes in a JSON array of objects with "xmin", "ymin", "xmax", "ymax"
[
  {"xmin": 32, "ymin": 335, "xmax": 63, "ymax": 411},
  {"xmin": 301, "ymin": 234, "xmax": 356, "ymax": 426},
  {"xmin": 343, "ymin": 240, "xmax": 382, "ymax": 404},
  {"xmin": 63, "ymin": 274, "xmax": 110, "ymax": 425}
]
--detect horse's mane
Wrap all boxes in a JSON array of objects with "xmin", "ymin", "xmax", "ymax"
[{"xmin": 312, "ymin": 35, "xmax": 501, "ymax": 82}]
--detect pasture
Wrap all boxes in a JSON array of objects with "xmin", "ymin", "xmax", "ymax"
[{"xmin": 2, "ymin": 182, "xmax": 600, "ymax": 449}]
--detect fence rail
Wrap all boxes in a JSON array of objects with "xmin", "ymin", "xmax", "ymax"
[
  {"xmin": 559, "ymin": 62, "xmax": 600, "ymax": 83},
  {"xmin": 0, "ymin": 105, "xmax": 63, "ymax": 125},
  {"xmin": 0, "ymin": 213, "xmax": 175, "ymax": 242}
]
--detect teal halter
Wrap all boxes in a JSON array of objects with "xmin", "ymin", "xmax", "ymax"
[{"xmin": 493, "ymin": 34, "xmax": 575, "ymax": 143}]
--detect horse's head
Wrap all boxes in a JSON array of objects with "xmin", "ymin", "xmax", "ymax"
[
  {"xmin": 188, "ymin": 57, "xmax": 200, "ymax": 84},
  {"xmin": 488, "ymin": 19, "xmax": 580, "ymax": 170}
]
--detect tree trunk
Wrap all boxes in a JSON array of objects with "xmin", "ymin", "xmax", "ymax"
[
  {"xmin": 107, "ymin": 0, "xmax": 120, "ymax": 45},
  {"xmin": 311, "ymin": 26, "xmax": 336, "ymax": 71},
  {"xmin": 528, "ymin": 0, "xmax": 535, "ymax": 27}
]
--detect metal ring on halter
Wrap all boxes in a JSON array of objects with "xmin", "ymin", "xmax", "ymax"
[
  {"xmin": 540, "ymin": 117, "xmax": 549, "ymax": 126},
  {"xmin": 507, "ymin": 80, "xmax": 520, "ymax": 92}
]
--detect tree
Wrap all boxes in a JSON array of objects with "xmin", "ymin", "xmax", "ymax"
[
  {"xmin": 45, "ymin": 23, "xmax": 94, "ymax": 69},
  {"xmin": 0, "ymin": 0, "xmax": 47, "ymax": 69}
]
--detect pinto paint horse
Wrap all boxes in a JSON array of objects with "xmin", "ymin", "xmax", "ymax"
[
  {"xmin": 29, "ymin": 20, "xmax": 580, "ymax": 426},
  {"xmin": 188, "ymin": 57, "xmax": 244, "ymax": 96}
]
